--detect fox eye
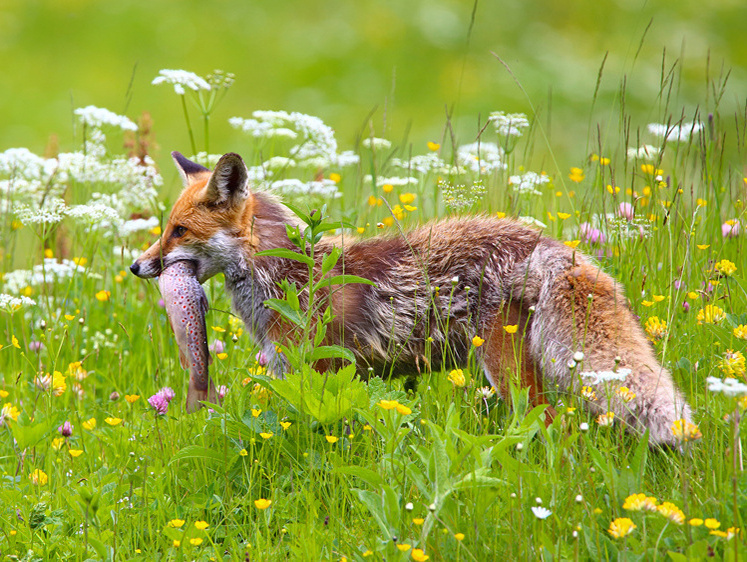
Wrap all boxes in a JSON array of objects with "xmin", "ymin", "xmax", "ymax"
[{"xmin": 172, "ymin": 225, "xmax": 188, "ymax": 238}]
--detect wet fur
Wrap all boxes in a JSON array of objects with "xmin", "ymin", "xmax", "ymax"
[{"xmin": 132, "ymin": 152, "xmax": 693, "ymax": 446}]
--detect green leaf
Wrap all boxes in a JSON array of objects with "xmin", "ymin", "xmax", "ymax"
[
  {"xmin": 12, "ymin": 417, "xmax": 60, "ymax": 450},
  {"xmin": 321, "ymin": 247, "xmax": 341, "ymax": 275},
  {"xmin": 313, "ymin": 274, "xmax": 376, "ymax": 291},
  {"xmin": 264, "ymin": 298, "xmax": 305, "ymax": 326},
  {"xmin": 310, "ymin": 345, "xmax": 355, "ymax": 363},
  {"xmin": 255, "ymin": 247, "xmax": 314, "ymax": 267},
  {"xmin": 170, "ymin": 445, "xmax": 228, "ymax": 467}
]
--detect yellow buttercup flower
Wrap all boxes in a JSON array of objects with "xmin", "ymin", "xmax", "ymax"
[
  {"xmin": 69, "ymin": 449, "xmax": 83, "ymax": 458},
  {"xmin": 95, "ymin": 290, "xmax": 111, "ymax": 302},
  {"xmin": 189, "ymin": 538, "xmax": 203, "ymax": 546},
  {"xmin": 411, "ymin": 549, "xmax": 430, "ymax": 562},
  {"xmin": 280, "ymin": 421, "xmax": 292, "ymax": 430},
  {"xmin": 503, "ymin": 325, "xmax": 518, "ymax": 334},
  {"xmin": 30, "ymin": 469, "xmax": 48, "ymax": 486},
  {"xmin": 104, "ymin": 417, "xmax": 122, "ymax": 426},
  {"xmin": 378, "ymin": 400, "xmax": 398, "ymax": 410},
  {"xmin": 125, "ymin": 394, "xmax": 140, "ymax": 404},
  {"xmin": 325, "ymin": 435, "xmax": 339, "ymax": 444},
  {"xmin": 564, "ymin": 240, "xmax": 580, "ymax": 249},
  {"xmin": 259, "ymin": 432, "xmax": 273, "ymax": 440},
  {"xmin": 705, "ymin": 518, "xmax": 721, "ymax": 530},
  {"xmin": 82, "ymin": 418, "xmax": 97, "ymax": 430},
  {"xmin": 169, "ymin": 519, "xmax": 185, "ymax": 528},
  {"xmin": 254, "ymin": 498, "xmax": 272, "ymax": 510},
  {"xmin": 472, "ymin": 335, "xmax": 485, "ymax": 347},
  {"xmin": 395, "ymin": 403, "xmax": 412, "ymax": 416},
  {"xmin": 568, "ymin": 167, "xmax": 585, "ymax": 183},
  {"xmin": 194, "ymin": 520, "xmax": 209, "ymax": 530},
  {"xmin": 427, "ymin": 141, "xmax": 440, "ymax": 151}
]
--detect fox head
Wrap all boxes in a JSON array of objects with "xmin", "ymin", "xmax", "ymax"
[{"xmin": 130, "ymin": 151, "xmax": 254, "ymax": 283}]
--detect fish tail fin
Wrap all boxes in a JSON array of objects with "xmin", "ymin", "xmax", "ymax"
[{"xmin": 185, "ymin": 375, "xmax": 208, "ymax": 413}]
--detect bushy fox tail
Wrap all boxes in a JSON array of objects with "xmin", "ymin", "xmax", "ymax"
[{"xmin": 508, "ymin": 239, "xmax": 692, "ymax": 447}]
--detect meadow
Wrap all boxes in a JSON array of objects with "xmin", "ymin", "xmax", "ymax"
[{"xmin": 0, "ymin": 60, "xmax": 746, "ymax": 562}]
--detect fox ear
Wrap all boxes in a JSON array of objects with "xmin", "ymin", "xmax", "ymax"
[
  {"xmin": 171, "ymin": 151, "xmax": 210, "ymax": 186},
  {"xmin": 202, "ymin": 152, "xmax": 250, "ymax": 207}
]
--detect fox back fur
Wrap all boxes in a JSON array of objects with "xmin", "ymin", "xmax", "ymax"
[{"xmin": 131, "ymin": 152, "xmax": 692, "ymax": 447}]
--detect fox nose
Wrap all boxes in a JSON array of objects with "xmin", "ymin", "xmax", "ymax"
[{"xmin": 130, "ymin": 262, "xmax": 141, "ymax": 276}]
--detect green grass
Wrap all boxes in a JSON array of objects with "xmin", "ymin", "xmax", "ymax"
[{"xmin": 0, "ymin": 63, "xmax": 746, "ymax": 561}]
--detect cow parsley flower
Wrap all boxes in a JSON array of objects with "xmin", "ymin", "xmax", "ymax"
[
  {"xmin": 152, "ymin": 69, "xmax": 211, "ymax": 95},
  {"xmin": 457, "ymin": 142, "xmax": 506, "ymax": 174},
  {"xmin": 707, "ymin": 376, "xmax": 747, "ymax": 397},
  {"xmin": 627, "ymin": 144, "xmax": 660, "ymax": 160},
  {"xmin": 581, "ymin": 368, "xmax": 631, "ymax": 385},
  {"xmin": 15, "ymin": 198, "xmax": 67, "ymax": 225},
  {"xmin": 647, "ymin": 122, "xmax": 703, "ymax": 142},
  {"xmin": 508, "ymin": 172, "xmax": 549, "ymax": 195},
  {"xmin": 0, "ymin": 294, "xmax": 36, "ymax": 312},
  {"xmin": 74, "ymin": 106, "xmax": 137, "ymax": 131},
  {"xmin": 488, "ymin": 111, "xmax": 530, "ymax": 137}
]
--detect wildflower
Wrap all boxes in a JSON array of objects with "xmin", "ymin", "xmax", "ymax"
[
  {"xmin": 472, "ymin": 335, "xmax": 485, "ymax": 347},
  {"xmin": 488, "ymin": 111, "xmax": 530, "ymax": 137},
  {"xmin": 104, "ymin": 417, "xmax": 123, "ymax": 426},
  {"xmin": 696, "ymin": 244, "xmax": 710, "ymax": 250},
  {"xmin": 705, "ymin": 518, "xmax": 721, "ymax": 530},
  {"xmin": 581, "ymin": 386, "xmax": 597, "ymax": 401},
  {"xmin": 581, "ymin": 368, "xmax": 631, "ymax": 385},
  {"xmin": 427, "ymin": 141, "xmax": 440, "ymax": 151},
  {"xmin": 411, "ymin": 548, "xmax": 430, "ymax": 561},
  {"xmin": 190, "ymin": 538, "xmax": 203, "ymax": 546},
  {"xmin": 148, "ymin": 394, "xmax": 169, "ymax": 415},
  {"xmin": 531, "ymin": 506, "xmax": 552, "ymax": 519},
  {"xmin": 157, "ymin": 387, "xmax": 176, "ymax": 402},
  {"xmin": 647, "ymin": 121, "xmax": 702, "ymax": 142},
  {"xmin": 447, "ymin": 369, "xmax": 466, "ymax": 387},
  {"xmin": 399, "ymin": 192, "xmax": 417, "ymax": 205},
  {"xmin": 378, "ymin": 400, "xmax": 398, "ymax": 410},
  {"xmin": 657, "ymin": 502, "xmax": 685, "ymax": 524},
  {"xmin": 57, "ymin": 421, "xmax": 73, "ymax": 437},
  {"xmin": 51, "ymin": 437, "xmax": 65, "ymax": 451},
  {"xmin": 564, "ymin": 240, "xmax": 580, "ymax": 248},
  {"xmin": 95, "ymin": 290, "xmax": 111, "ymax": 302},
  {"xmin": 74, "ymin": 105, "xmax": 137, "ymax": 131},
  {"xmin": 169, "ymin": 519, "xmax": 185, "ymax": 528},
  {"xmin": 325, "ymin": 435, "xmax": 339, "ymax": 444},
  {"xmin": 508, "ymin": 172, "xmax": 549, "ymax": 195},
  {"xmin": 0, "ymin": 403, "xmax": 20, "ymax": 426},
  {"xmin": 714, "ymin": 259, "xmax": 737, "ymax": 277},
  {"xmin": 579, "ymin": 223, "xmax": 606, "ymax": 245},
  {"xmin": 413, "ymin": 517, "xmax": 425, "ymax": 525},
  {"xmin": 454, "ymin": 532, "xmax": 465, "ymax": 541},
  {"xmin": 69, "ymin": 449, "xmax": 83, "ymax": 458},
  {"xmin": 623, "ymin": 493, "xmax": 658, "ymax": 512},
  {"xmin": 722, "ymin": 219, "xmax": 741, "ymax": 238},
  {"xmin": 254, "ymin": 498, "xmax": 272, "ymax": 510},
  {"xmin": 597, "ymin": 412, "xmax": 615, "ymax": 427},
  {"xmin": 280, "ymin": 421, "xmax": 292, "ymax": 430},
  {"xmin": 707, "ymin": 376, "xmax": 747, "ymax": 397},
  {"xmin": 52, "ymin": 371, "xmax": 66, "ymax": 396},
  {"xmin": 615, "ymin": 387, "xmax": 636, "ymax": 402},
  {"xmin": 251, "ymin": 408, "xmax": 262, "ymax": 417},
  {"xmin": 689, "ymin": 518, "xmax": 704, "ymax": 526},
  {"xmin": 361, "ymin": 137, "xmax": 392, "ymax": 150},
  {"xmin": 395, "ymin": 404, "xmax": 412, "ymax": 416},
  {"xmin": 644, "ymin": 316, "xmax": 667, "ymax": 342},
  {"xmin": 194, "ymin": 520, "xmax": 209, "ymax": 530},
  {"xmin": 152, "ymin": 69, "xmax": 211, "ymax": 95},
  {"xmin": 173, "ymin": 540, "xmax": 181, "ymax": 548},
  {"xmin": 260, "ymin": 432, "xmax": 273, "ymax": 439},
  {"xmin": 718, "ymin": 350, "xmax": 746, "ymax": 378},
  {"xmin": 0, "ymin": 293, "xmax": 36, "ymax": 313},
  {"xmin": 125, "ymin": 394, "xmax": 140, "ymax": 404},
  {"xmin": 239, "ymin": 449, "xmax": 248, "ymax": 456},
  {"xmin": 734, "ymin": 325, "xmax": 747, "ymax": 340},
  {"xmin": 397, "ymin": 544, "xmax": 411, "ymax": 552},
  {"xmin": 568, "ymin": 167, "xmax": 585, "ymax": 183},
  {"xmin": 503, "ymin": 325, "xmax": 518, "ymax": 334},
  {"xmin": 697, "ymin": 304, "xmax": 725, "ymax": 325},
  {"xmin": 558, "ymin": 212, "xmax": 571, "ymax": 220},
  {"xmin": 30, "ymin": 469, "xmax": 48, "ymax": 486},
  {"xmin": 608, "ymin": 518, "xmax": 637, "ymax": 538}
]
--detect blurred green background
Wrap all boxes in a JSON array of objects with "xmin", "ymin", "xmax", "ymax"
[{"xmin": 1, "ymin": 0, "xmax": 745, "ymax": 177}]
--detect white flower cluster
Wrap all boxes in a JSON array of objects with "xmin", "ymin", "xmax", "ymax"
[
  {"xmin": 390, "ymin": 153, "xmax": 449, "ymax": 175},
  {"xmin": 457, "ymin": 142, "xmax": 506, "ymax": 174},
  {"xmin": 440, "ymin": 179, "xmax": 487, "ymax": 210},
  {"xmin": 74, "ymin": 106, "xmax": 137, "ymax": 131},
  {"xmin": 707, "ymin": 376, "xmax": 747, "ymax": 397},
  {"xmin": 152, "ymin": 69, "xmax": 211, "ymax": 95},
  {"xmin": 1, "ymin": 258, "xmax": 92, "ymax": 294},
  {"xmin": 120, "ymin": 216, "xmax": 160, "ymax": 237},
  {"xmin": 0, "ymin": 293, "xmax": 36, "ymax": 312},
  {"xmin": 627, "ymin": 144, "xmax": 660, "ymax": 160},
  {"xmin": 647, "ymin": 122, "xmax": 703, "ymax": 143},
  {"xmin": 15, "ymin": 198, "xmax": 68, "ymax": 225},
  {"xmin": 489, "ymin": 111, "xmax": 530, "ymax": 137},
  {"xmin": 509, "ymin": 171, "xmax": 549, "ymax": 195},
  {"xmin": 269, "ymin": 179, "xmax": 341, "ymax": 199},
  {"xmin": 581, "ymin": 368, "xmax": 632, "ymax": 385},
  {"xmin": 363, "ymin": 175, "xmax": 418, "ymax": 188},
  {"xmin": 361, "ymin": 137, "xmax": 392, "ymax": 150}
]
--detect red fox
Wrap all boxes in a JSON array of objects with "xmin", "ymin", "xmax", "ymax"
[{"xmin": 131, "ymin": 152, "xmax": 692, "ymax": 446}]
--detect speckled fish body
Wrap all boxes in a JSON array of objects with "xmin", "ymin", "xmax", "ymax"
[{"xmin": 158, "ymin": 260, "xmax": 215, "ymax": 412}]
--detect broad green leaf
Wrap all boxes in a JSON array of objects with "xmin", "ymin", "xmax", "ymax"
[
  {"xmin": 310, "ymin": 345, "xmax": 354, "ymax": 363},
  {"xmin": 170, "ymin": 445, "xmax": 228, "ymax": 467},
  {"xmin": 255, "ymin": 248, "xmax": 314, "ymax": 267},
  {"xmin": 264, "ymin": 298, "xmax": 305, "ymax": 326},
  {"xmin": 313, "ymin": 274, "xmax": 376, "ymax": 291}
]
